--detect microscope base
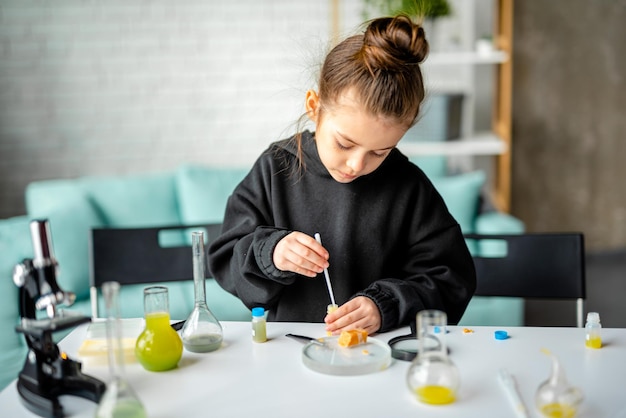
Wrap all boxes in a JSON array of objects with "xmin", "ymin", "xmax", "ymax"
[{"xmin": 16, "ymin": 348, "xmax": 106, "ymax": 418}]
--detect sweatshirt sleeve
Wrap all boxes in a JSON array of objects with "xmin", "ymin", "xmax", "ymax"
[
  {"xmin": 207, "ymin": 159, "xmax": 297, "ymax": 311},
  {"xmin": 355, "ymin": 186, "xmax": 477, "ymax": 332}
]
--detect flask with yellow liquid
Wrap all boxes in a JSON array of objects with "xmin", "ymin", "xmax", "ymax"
[
  {"xmin": 406, "ymin": 310, "xmax": 459, "ymax": 405},
  {"xmin": 535, "ymin": 348, "xmax": 583, "ymax": 418},
  {"xmin": 135, "ymin": 286, "xmax": 183, "ymax": 372}
]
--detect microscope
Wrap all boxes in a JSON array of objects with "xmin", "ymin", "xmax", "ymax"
[{"xmin": 13, "ymin": 219, "xmax": 105, "ymax": 417}]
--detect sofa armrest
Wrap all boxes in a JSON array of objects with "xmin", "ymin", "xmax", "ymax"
[
  {"xmin": 475, "ymin": 211, "xmax": 525, "ymax": 234},
  {"xmin": 0, "ymin": 216, "xmax": 31, "ymax": 391}
]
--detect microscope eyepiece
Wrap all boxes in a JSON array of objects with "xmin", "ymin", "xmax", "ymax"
[{"xmin": 30, "ymin": 220, "xmax": 58, "ymax": 269}]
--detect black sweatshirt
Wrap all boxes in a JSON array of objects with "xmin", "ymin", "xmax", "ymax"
[{"xmin": 208, "ymin": 131, "xmax": 476, "ymax": 332}]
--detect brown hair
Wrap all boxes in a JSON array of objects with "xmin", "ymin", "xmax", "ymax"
[
  {"xmin": 319, "ymin": 14, "xmax": 429, "ymax": 125},
  {"xmin": 289, "ymin": 15, "xmax": 429, "ymax": 174}
]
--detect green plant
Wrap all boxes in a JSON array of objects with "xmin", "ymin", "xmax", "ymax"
[{"xmin": 363, "ymin": 0, "xmax": 452, "ymax": 20}]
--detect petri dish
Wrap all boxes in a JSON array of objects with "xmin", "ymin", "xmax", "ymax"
[{"xmin": 301, "ymin": 336, "xmax": 391, "ymax": 376}]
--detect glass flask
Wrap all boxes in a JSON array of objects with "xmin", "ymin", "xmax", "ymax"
[
  {"xmin": 135, "ymin": 286, "xmax": 183, "ymax": 371},
  {"xmin": 96, "ymin": 281, "xmax": 147, "ymax": 418},
  {"xmin": 180, "ymin": 231, "xmax": 223, "ymax": 352},
  {"xmin": 535, "ymin": 348, "xmax": 583, "ymax": 418},
  {"xmin": 406, "ymin": 310, "xmax": 459, "ymax": 405}
]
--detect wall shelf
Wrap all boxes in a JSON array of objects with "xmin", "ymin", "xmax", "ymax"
[
  {"xmin": 425, "ymin": 50, "xmax": 508, "ymax": 66},
  {"xmin": 399, "ymin": 133, "xmax": 507, "ymax": 156},
  {"xmin": 400, "ymin": 0, "xmax": 514, "ymax": 212}
]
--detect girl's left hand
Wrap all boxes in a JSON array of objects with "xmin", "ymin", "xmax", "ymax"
[{"xmin": 324, "ymin": 296, "xmax": 381, "ymax": 335}]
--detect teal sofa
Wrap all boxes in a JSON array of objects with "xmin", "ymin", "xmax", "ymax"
[{"xmin": 0, "ymin": 164, "xmax": 523, "ymax": 390}]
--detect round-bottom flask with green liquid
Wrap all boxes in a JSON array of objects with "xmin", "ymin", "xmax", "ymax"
[{"xmin": 135, "ymin": 286, "xmax": 183, "ymax": 371}]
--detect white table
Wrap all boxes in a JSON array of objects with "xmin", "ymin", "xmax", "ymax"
[{"xmin": 1, "ymin": 322, "xmax": 625, "ymax": 418}]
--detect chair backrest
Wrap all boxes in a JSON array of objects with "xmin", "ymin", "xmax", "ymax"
[
  {"xmin": 89, "ymin": 223, "xmax": 222, "ymax": 318},
  {"xmin": 464, "ymin": 233, "xmax": 586, "ymax": 327}
]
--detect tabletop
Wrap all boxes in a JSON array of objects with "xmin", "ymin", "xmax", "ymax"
[{"xmin": 1, "ymin": 321, "xmax": 625, "ymax": 418}]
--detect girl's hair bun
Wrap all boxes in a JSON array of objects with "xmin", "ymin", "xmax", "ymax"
[{"xmin": 362, "ymin": 15, "xmax": 429, "ymax": 71}]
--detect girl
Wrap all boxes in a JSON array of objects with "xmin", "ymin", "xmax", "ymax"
[{"xmin": 208, "ymin": 15, "xmax": 476, "ymax": 335}]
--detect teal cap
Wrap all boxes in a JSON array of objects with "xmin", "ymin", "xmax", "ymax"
[{"xmin": 252, "ymin": 307, "xmax": 265, "ymax": 317}]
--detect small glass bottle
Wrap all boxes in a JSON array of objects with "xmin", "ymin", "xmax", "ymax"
[
  {"xmin": 135, "ymin": 286, "xmax": 183, "ymax": 371},
  {"xmin": 251, "ymin": 307, "xmax": 267, "ymax": 343},
  {"xmin": 584, "ymin": 312, "xmax": 602, "ymax": 349},
  {"xmin": 406, "ymin": 310, "xmax": 459, "ymax": 405},
  {"xmin": 181, "ymin": 231, "xmax": 223, "ymax": 352},
  {"xmin": 96, "ymin": 281, "xmax": 147, "ymax": 418}
]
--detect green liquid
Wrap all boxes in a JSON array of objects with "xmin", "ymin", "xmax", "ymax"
[
  {"xmin": 183, "ymin": 334, "xmax": 223, "ymax": 353},
  {"xmin": 135, "ymin": 312, "xmax": 183, "ymax": 371},
  {"xmin": 252, "ymin": 320, "xmax": 267, "ymax": 343},
  {"xmin": 96, "ymin": 399, "xmax": 147, "ymax": 418}
]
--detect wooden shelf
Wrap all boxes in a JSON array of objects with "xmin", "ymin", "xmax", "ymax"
[
  {"xmin": 425, "ymin": 50, "xmax": 509, "ymax": 66},
  {"xmin": 398, "ymin": 133, "xmax": 507, "ymax": 156}
]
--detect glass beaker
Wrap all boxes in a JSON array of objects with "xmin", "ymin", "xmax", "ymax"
[
  {"xmin": 535, "ymin": 348, "xmax": 583, "ymax": 417},
  {"xmin": 406, "ymin": 309, "xmax": 459, "ymax": 405},
  {"xmin": 135, "ymin": 286, "xmax": 183, "ymax": 371},
  {"xmin": 180, "ymin": 231, "xmax": 223, "ymax": 352},
  {"xmin": 96, "ymin": 281, "xmax": 147, "ymax": 418}
]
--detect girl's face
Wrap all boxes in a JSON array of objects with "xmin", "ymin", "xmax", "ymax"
[{"xmin": 306, "ymin": 89, "xmax": 409, "ymax": 183}]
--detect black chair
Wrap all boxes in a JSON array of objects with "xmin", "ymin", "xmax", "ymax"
[
  {"xmin": 464, "ymin": 233, "xmax": 586, "ymax": 327},
  {"xmin": 89, "ymin": 223, "xmax": 223, "ymax": 318}
]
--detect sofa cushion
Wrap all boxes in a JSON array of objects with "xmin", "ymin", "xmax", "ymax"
[
  {"xmin": 431, "ymin": 171, "xmax": 486, "ymax": 233},
  {"xmin": 458, "ymin": 296, "xmax": 524, "ymax": 326},
  {"xmin": 26, "ymin": 183, "xmax": 105, "ymax": 300},
  {"xmin": 81, "ymin": 172, "xmax": 179, "ymax": 226},
  {"xmin": 410, "ymin": 156, "xmax": 448, "ymax": 179},
  {"xmin": 176, "ymin": 165, "xmax": 248, "ymax": 224},
  {"xmin": 0, "ymin": 216, "xmax": 31, "ymax": 390}
]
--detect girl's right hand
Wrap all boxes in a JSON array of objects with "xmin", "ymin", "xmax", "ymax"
[{"xmin": 273, "ymin": 231, "xmax": 329, "ymax": 277}]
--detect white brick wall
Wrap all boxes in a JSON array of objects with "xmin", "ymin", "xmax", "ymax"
[{"xmin": 0, "ymin": 0, "xmax": 362, "ymax": 218}]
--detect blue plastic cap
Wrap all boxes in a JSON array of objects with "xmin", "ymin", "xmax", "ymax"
[
  {"xmin": 494, "ymin": 330, "xmax": 509, "ymax": 340},
  {"xmin": 252, "ymin": 307, "xmax": 265, "ymax": 317}
]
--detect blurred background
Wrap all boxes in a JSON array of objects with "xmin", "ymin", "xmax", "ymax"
[{"xmin": 0, "ymin": 0, "xmax": 624, "ymax": 325}]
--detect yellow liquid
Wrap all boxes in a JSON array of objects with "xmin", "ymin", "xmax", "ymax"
[
  {"xmin": 585, "ymin": 336, "xmax": 602, "ymax": 348},
  {"xmin": 539, "ymin": 402, "xmax": 577, "ymax": 418},
  {"xmin": 135, "ymin": 312, "xmax": 183, "ymax": 372},
  {"xmin": 414, "ymin": 385, "xmax": 456, "ymax": 405}
]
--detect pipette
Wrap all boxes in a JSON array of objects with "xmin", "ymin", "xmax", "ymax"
[
  {"xmin": 314, "ymin": 233, "xmax": 336, "ymax": 307},
  {"xmin": 498, "ymin": 369, "xmax": 529, "ymax": 418}
]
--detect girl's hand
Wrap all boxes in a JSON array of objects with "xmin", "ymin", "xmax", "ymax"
[
  {"xmin": 273, "ymin": 231, "xmax": 329, "ymax": 277},
  {"xmin": 324, "ymin": 296, "xmax": 382, "ymax": 335}
]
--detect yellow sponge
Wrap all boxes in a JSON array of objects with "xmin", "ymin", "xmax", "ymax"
[{"xmin": 338, "ymin": 329, "xmax": 368, "ymax": 347}]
